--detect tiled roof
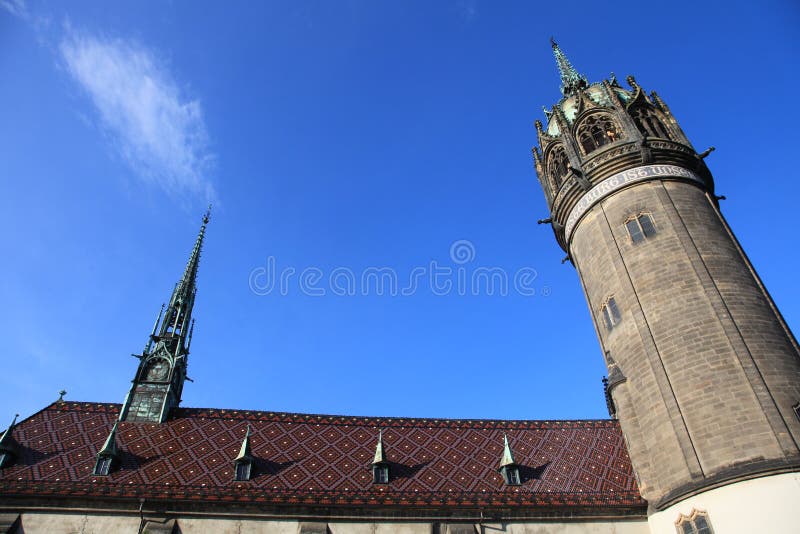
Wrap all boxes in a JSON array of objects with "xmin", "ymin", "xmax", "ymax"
[{"xmin": 0, "ymin": 402, "xmax": 644, "ymax": 514}]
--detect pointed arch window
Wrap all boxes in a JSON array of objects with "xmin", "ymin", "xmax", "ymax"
[
  {"xmin": 602, "ymin": 297, "xmax": 622, "ymax": 331},
  {"xmin": 675, "ymin": 510, "xmax": 713, "ymax": 534},
  {"xmin": 625, "ymin": 213, "xmax": 657, "ymax": 243},
  {"xmin": 546, "ymin": 145, "xmax": 570, "ymax": 192},
  {"xmin": 630, "ymin": 106, "xmax": 671, "ymax": 139},
  {"xmin": 576, "ymin": 114, "xmax": 619, "ymax": 155}
]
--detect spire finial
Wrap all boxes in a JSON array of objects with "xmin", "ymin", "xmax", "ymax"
[
  {"xmin": 550, "ymin": 38, "xmax": 589, "ymax": 97},
  {"xmin": 58, "ymin": 390, "xmax": 67, "ymax": 402}
]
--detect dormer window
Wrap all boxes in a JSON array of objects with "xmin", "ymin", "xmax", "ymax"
[
  {"xmin": 372, "ymin": 429, "xmax": 389, "ymax": 484},
  {"xmin": 93, "ymin": 456, "xmax": 114, "ymax": 476},
  {"xmin": 235, "ymin": 460, "xmax": 252, "ymax": 481},
  {"xmin": 233, "ymin": 425, "xmax": 254, "ymax": 481},
  {"xmin": 500, "ymin": 465, "xmax": 520, "ymax": 485},
  {"xmin": 93, "ymin": 421, "xmax": 120, "ymax": 476},
  {"xmin": 373, "ymin": 463, "xmax": 389, "ymax": 484}
]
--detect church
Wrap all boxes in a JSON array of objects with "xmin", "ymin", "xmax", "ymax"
[{"xmin": 0, "ymin": 42, "xmax": 798, "ymax": 534}]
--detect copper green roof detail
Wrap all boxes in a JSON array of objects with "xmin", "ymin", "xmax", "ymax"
[
  {"xmin": 235, "ymin": 425, "xmax": 253, "ymax": 462},
  {"xmin": 550, "ymin": 38, "xmax": 588, "ymax": 97},
  {"xmin": 0, "ymin": 414, "xmax": 18, "ymax": 452},
  {"xmin": 97, "ymin": 421, "xmax": 119, "ymax": 459},
  {"xmin": 373, "ymin": 429, "xmax": 386, "ymax": 464},
  {"xmin": 499, "ymin": 433, "xmax": 516, "ymax": 468}
]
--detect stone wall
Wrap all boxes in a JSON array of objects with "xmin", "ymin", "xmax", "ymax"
[{"xmin": 569, "ymin": 178, "xmax": 800, "ymax": 506}]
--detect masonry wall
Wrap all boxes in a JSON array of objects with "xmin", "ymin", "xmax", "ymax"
[
  {"xmin": 569, "ymin": 178, "xmax": 800, "ymax": 507},
  {"xmin": 12, "ymin": 513, "xmax": 650, "ymax": 534}
]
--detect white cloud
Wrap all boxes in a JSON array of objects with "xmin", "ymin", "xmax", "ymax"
[
  {"xmin": 60, "ymin": 32, "xmax": 215, "ymax": 200},
  {"xmin": 0, "ymin": 0, "xmax": 27, "ymax": 18}
]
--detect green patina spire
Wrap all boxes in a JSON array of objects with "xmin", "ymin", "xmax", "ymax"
[
  {"xmin": 235, "ymin": 425, "xmax": 253, "ymax": 462},
  {"xmin": 499, "ymin": 433, "xmax": 516, "ymax": 468},
  {"xmin": 97, "ymin": 421, "xmax": 119, "ymax": 458},
  {"xmin": 550, "ymin": 38, "xmax": 588, "ymax": 97},
  {"xmin": 0, "ymin": 414, "xmax": 19, "ymax": 451},
  {"xmin": 373, "ymin": 429, "xmax": 386, "ymax": 464}
]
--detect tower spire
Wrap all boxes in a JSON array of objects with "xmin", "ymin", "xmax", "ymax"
[
  {"xmin": 550, "ymin": 38, "xmax": 588, "ymax": 97},
  {"xmin": 120, "ymin": 209, "xmax": 211, "ymax": 423}
]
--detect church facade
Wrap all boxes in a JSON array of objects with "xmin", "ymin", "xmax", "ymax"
[{"xmin": 0, "ymin": 43, "xmax": 798, "ymax": 534}]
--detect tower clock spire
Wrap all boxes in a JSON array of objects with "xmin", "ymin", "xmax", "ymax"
[
  {"xmin": 550, "ymin": 37, "xmax": 588, "ymax": 96},
  {"xmin": 120, "ymin": 208, "xmax": 211, "ymax": 423}
]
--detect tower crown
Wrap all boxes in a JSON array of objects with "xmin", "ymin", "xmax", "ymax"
[{"xmin": 532, "ymin": 44, "xmax": 710, "ymax": 252}]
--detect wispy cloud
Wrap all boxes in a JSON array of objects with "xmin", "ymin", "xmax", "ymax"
[
  {"xmin": 60, "ymin": 31, "xmax": 215, "ymax": 200},
  {"xmin": 0, "ymin": 0, "xmax": 27, "ymax": 18}
]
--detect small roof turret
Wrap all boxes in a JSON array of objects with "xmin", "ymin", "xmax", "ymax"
[{"xmin": 499, "ymin": 433, "xmax": 516, "ymax": 468}]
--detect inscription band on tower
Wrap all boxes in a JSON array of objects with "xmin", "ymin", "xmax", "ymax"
[{"xmin": 564, "ymin": 164, "xmax": 704, "ymax": 244}]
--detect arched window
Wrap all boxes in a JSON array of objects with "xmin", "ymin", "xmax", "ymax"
[
  {"xmin": 547, "ymin": 145, "xmax": 570, "ymax": 191},
  {"xmin": 576, "ymin": 114, "xmax": 619, "ymax": 154},
  {"xmin": 630, "ymin": 106, "xmax": 671, "ymax": 139},
  {"xmin": 675, "ymin": 510, "xmax": 713, "ymax": 534},
  {"xmin": 625, "ymin": 213, "xmax": 656, "ymax": 243}
]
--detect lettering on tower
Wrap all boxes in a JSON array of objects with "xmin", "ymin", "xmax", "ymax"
[{"xmin": 564, "ymin": 164, "xmax": 702, "ymax": 242}]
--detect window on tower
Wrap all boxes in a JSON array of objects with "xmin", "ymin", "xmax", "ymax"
[
  {"xmin": 793, "ymin": 402, "xmax": 800, "ymax": 422},
  {"xmin": 576, "ymin": 114, "xmax": 619, "ymax": 155},
  {"xmin": 630, "ymin": 106, "xmax": 671, "ymax": 139},
  {"xmin": 625, "ymin": 213, "xmax": 656, "ymax": 243},
  {"xmin": 547, "ymin": 145, "xmax": 570, "ymax": 192},
  {"xmin": 675, "ymin": 510, "xmax": 713, "ymax": 534},
  {"xmin": 602, "ymin": 297, "xmax": 621, "ymax": 331}
]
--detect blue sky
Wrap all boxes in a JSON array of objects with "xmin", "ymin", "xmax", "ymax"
[{"xmin": 1, "ymin": 1, "xmax": 798, "ymax": 423}]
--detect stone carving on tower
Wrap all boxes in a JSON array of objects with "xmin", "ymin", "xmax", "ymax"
[
  {"xmin": 119, "ymin": 209, "xmax": 210, "ymax": 423},
  {"xmin": 533, "ymin": 41, "xmax": 800, "ymax": 529}
]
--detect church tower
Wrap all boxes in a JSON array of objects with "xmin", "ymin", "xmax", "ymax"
[
  {"xmin": 119, "ymin": 209, "xmax": 210, "ymax": 423},
  {"xmin": 533, "ymin": 41, "xmax": 800, "ymax": 531}
]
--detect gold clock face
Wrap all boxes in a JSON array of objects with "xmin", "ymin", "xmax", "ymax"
[{"xmin": 145, "ymin": 359, "xmax": 169, "ymax": 381}]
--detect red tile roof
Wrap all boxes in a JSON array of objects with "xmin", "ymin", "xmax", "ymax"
[{"xmin": 0, "ymin": 402, "xmax": 644, "ymax": 515}]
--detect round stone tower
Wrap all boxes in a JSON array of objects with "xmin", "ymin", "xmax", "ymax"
[{"xmin": 533, "ymin": 41, "xmax": 800, "ymax": 532}]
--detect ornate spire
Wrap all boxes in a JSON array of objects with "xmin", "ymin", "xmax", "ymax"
[
  {"xmin": 550, "ymin": 38, "xmax": 588, "ymax": 97},
  {"xmin": 120, "ymin": 208, "xmax": 212, "ymax": 423},
  {"xmin": 499, "ymin": 433, "xmax": 516, "ymax": 468}
]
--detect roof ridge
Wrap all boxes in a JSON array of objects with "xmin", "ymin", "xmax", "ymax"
[{"xmin": 47, "ymin": 401, "xmax": 619, "ymax": 427}]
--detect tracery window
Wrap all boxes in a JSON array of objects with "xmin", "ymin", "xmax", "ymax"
[
  {"xmin": 547, "ymin": 145, "xmax": 570, "ymax": 191},
  {"xmin": 576, "ymin": 114, "xmax": 619, "ymax": 154},
  {"xmin": 630, "ymin": 106, "xmax": 671, "ymax": 139},
  {"xmin": 675, "ymin": 510, "xmax": 713, "ymax": 534},
  {"xmin": 625, "ymin": 213, "xmax": 656, "ymax": 243}
]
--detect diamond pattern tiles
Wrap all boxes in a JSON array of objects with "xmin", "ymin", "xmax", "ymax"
[{"xmin": 0, "ymin": 402, "xmax": 643, "ymax": 509}]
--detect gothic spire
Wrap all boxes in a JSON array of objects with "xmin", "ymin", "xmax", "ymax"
[
  {"xmin": 120, "ymin": 208, "xmax": 211, "ymax": 423},
  {"xmin": 158, "ymin": 206, "xmax": 211, "ymax": 340},
  {"xmin": 550, "ymin": 38, "xmax": 588, "ymax": 97}
]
